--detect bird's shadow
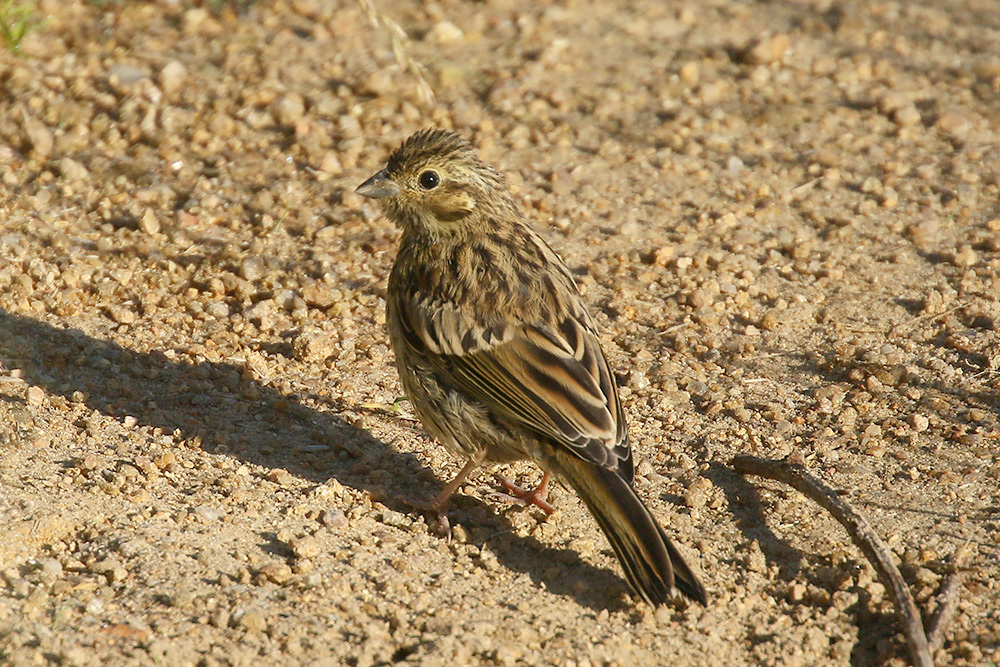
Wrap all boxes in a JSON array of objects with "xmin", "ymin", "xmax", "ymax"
[
  {"xmin": 0, "ymin": 309, "xmax": 628, "ymax": 611},
  {"xmin": 703, "ymin": 462, "xmax": 804, "ymax": 582}
]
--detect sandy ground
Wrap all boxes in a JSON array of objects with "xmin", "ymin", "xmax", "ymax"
[{"xmin": 1, "ymin": 0, "xmax": 999, "ymax": 665}]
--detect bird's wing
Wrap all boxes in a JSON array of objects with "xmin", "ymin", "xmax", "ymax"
[{"xmin": 399, "ymin": 295, "xmax": 632, "ymax": 478}]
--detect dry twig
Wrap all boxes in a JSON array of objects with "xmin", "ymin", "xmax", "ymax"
[
  {"xmin": 356, "ymin": 0, "xmax": 435, "ymax": 105},
  {"xmin": 733, "ymin": 455, "xmax": 966, "ymax": 667},
  {"xmin": 926, "ymin": 543, "xmax": 970, "ymax": 656}
]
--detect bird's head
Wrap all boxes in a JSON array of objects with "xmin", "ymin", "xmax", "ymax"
[{"xmin": 355, "ymin": 129, "xmax": 511, "ymax": 237}]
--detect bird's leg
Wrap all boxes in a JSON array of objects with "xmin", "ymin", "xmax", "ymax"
[
  {"xmin": 493, "ymin": 471, "xmax": 556, "ymax": 515},
  {"xmin": 407, "ymin": 454, "xmax": 483, "ymax": 535}
]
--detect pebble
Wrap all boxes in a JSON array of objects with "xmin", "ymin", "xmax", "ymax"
[
  {"xmin": 679, "ymin": 61, "xmax": 699, "ymax": 84},
  {"xmin": 952, "ymin": 246, "xmax": 977, "ymax": 267},
  {"xmin": 892, "ymin": 105, "xmax": 922, "ymax": 127},
  {"xmin": 21, "ymin": 111, "xmax": 53, "ymax": 156},
  {"xmin": 140, "ymin": 209, "xmax": 160, "ymax": 235},
  {"xmin": 267, "ymin": 469, "xmax": 296, "ymax": 486},
  {"xmin": 37, "ymin": 558, "xmax": 63, "ymax": 578},
  {"xmin": 258, "ymin": 562, "xmax": 293, "ymax": 585},
  {"xmin": 159, "ymin": 60, "xmax": 187, "ymax": 97},
  {"xmin": 272, "ymin": 94, "xmax": 306, "ymax": 127},
  {"xmin": 26, "ymin": 386, "xmax": 45, "ymax": 406},
  {"xmin": 108, "ymin": 64, "xmax": 148, "ymax": 86},
  {"xmin": 288, "ymin": 535, "xmax": 320, "ymax": 560},
  {"xmin": 745, "ymin": 33, "xmax": 790, "ymax": 65},
  {"xmin": 59, "ymin": 158, "xmax": 90, "ymax": 182},
  {"xmin": 240, "ymin": 256, "xmax": 266, "ymax": 282},
  {"xmin": 935, "ymin": 110, "xmax": 974, "ymax": 139},
  {"xmin": 428, "ymin": 20, "xmax": 464, "ymax": 44},
  {"xmin": 237, "ymin": 609, "xmax": 267, "ymax": 632},
  {"xmin": 320, "ymin": 509, "xmax": 348, "ymax": 529},
  {"xmin": 205, "ymin": 301, "xmax": 230, "ymax": 319},
  {"xmin": 907, "ymin": 218, "xmax": 939, "ymax": 250},
  {"xmin": 192, "ymin": 505, "xmax": 224, "ymax": 522}
]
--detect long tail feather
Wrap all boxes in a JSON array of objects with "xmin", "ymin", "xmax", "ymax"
[{"xmin": 553, "ymin": 451, "xmax": 707, "ymax": 606}]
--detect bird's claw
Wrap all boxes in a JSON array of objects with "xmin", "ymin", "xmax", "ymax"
[{"xmin": 491, "ymin": 475, "xmax": 556, "ymax": 515}]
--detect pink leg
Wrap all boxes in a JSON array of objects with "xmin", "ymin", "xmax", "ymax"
[
  {"xmin": 408, "ymin": 455, "xmax": 483, "ymax": 535},
  {"xmin": 494, "ymin": 471, "xmax": 556, "ymax": 515}
]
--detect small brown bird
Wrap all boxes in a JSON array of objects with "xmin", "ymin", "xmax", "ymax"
[{"xmin": 356, "ymin": 129, "xmax": 706, "ymax": 606}]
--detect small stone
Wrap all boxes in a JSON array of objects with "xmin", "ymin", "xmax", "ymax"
[
  {"xmin": 21, "ymin": 111, "xmax": 53, "ymax": 157},
  {"xmin": 831, "ymin": 590, "xmax": 858, "ymax": 611},
  {"xmin": 300, "ymin": 283, "xmax": 338, "ymax": 309},
  {"xmin": 154, "ymin": 452, "xmax": 177, "ymax": 469},
  {"xmin": 237, "ymin": 610, "xmax": 267, "ymax": 632},
  {"xmin": 267, "ymin": 469, "xmax": 295, "ymax": 486},
  {"xmin": 288, "ymin": 536, "xmax": 320, "ymax": 560},
  {"xmin": 907, "ymin": 218, "xmax": 939, "ymax": 251},
  {"xmin": 26, "ymin": 386, "xmax": 45, "ymax": 406},
  {"xmin": 679, "ymin": 61, "xmax": 699, "ymax": 84},
  {"xmin": 686, "ymin": 288, "xmax": 713, "ymax": 308},
  {"xmin": 59, "ymin": 158, "xmax": 90, "ymax": 182},
  {"xmin": 864, "ymin": 444, "xmax": 886, "ymax": 458},
  {"xmin": 428, "ymin": 20, "xmax": 464, "ymax": 44},
  {"xmin": 159, "ymin": 60, "xmax": 187, "ymax": 97},
  {"xmin": 258, "ymin": 562, "xmax": 293, "ymax": 585},
  {"xmin": 745, "ymin": 33, "xmax": 790, "ymax": 65},
  {"xmin": 881, "ymin": 188, "xmax": 898, "ymax": 209},
  {"xmin": 684, "ymin": 484, "xmax": 707, "ymax": 509},
  {"xmin": 108, "ymin": 64, "xmax": 148, "ymax": 86},
  {"xmin": 362, "ymin": 70, "xmax": 394, "ymax": 97},
  {"xmin": 892, "ymin": 105, "xmax": 921, "ymax": 127},
  {"xmin": 788, "ymin": 583, "xmax": 807, "ymax": 602},
  {"xmin": 319, "ymin": 152, "xmax": 342, "ymax": 175},
  {"xmin": 240, "ymin": 256, "xmax": 266, "ymax": 281},
  {"xmin": 37, "ymin": 558, "xmax": 63, "ymax": 578},
  {"xmin": 140, "ymin": 209, "xmax": 160, "ymax": 235},
  {"xmin": 183, "ymin": 8, "xmax": 220, "ymax": 35},
  {"xmin": 860, "ymin": 176, "xmax": 882, "ymax": 195},
  {"xmin": 272, "ymin": 94, "xmax": 306, "ymax": 127},
  {"xmin": 952, "ymin": 246, "xmax": 977, "ymax": 267},
  {"xmin": 107, "ymin": 305, "xmax": 137, "ymax": 325},
  {"xmin": 293, "ymin": 331, "xmax": 334, "ymax": 362},
  {"xmin": 273, "ymin": 289, "xmax": 296, "ymax": 311},
  {"xmin": 652, "ymin": 246, "xmax": 674, "ymax": 266},
  {"xmin": 732, "ymin": 406, "xmax": 751, "ymax": 422},
  {"xmin": 320, "ymin": 509, "xmax": 348, "ymax": 529},
  {"xmin": 911, "ymin": 414, "xmax": 929, "ymax": 432},
  {"xmin": 171, "ymin": 590, "xmax": 197, "ymax": 609},
  {"xmin": 192, "ymin": 505, "xmax": 224, "ymax": 522},
  {"xmin": 914, "ymin": 567, "xmax": 940, "ymax": 586},
  {"xmin": 878, "ymin": 91, "xmax": 910, "ymax": 114},
  {"xmin": 935, "ymin": 111, "xmax": 974, "ymax": 139},
  {"xmin": 245, "ymin": 300, "xmax": 275, "ymax": 329},
  {"xmin": 205, "ymin": 301, "xmax": 230, "ymax": 319}
]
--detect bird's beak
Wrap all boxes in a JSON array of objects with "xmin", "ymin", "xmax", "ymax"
[{"xmin": 355, "ymin": 168, "xmax": 400, "ymax": 199}]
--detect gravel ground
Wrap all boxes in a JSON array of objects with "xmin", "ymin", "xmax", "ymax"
[{"xmin": 1, "ymin": 1, "xmax": 999, "ymax": 665}]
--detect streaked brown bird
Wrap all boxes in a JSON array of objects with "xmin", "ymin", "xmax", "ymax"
[{"xmin": 355, "ymin": 128, "xmax": 706, "ymax": 606}]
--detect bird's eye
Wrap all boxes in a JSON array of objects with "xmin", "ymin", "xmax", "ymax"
[{"xmin": 418, "ymin": 170, "xmax": 440, "ymax": 190}]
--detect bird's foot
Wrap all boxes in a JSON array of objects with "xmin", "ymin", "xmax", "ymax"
[
  {"xmin": 402, "ymin": 496, "xmax": 452, "ymax": 537},
  {"xmin": 491, "ymin": 473, "xmax": 555, "ymax": 515}
]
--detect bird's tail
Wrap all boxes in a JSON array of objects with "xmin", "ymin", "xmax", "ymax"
[{"xmin": 551, "ymin": 451, "xmax": 707, "ymax": 606}]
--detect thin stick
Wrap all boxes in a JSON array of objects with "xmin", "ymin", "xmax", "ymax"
[
  {"xmin": 926, "ymin": 543, "xmax": 969, "ymax": 656},
  {"xmin": 894, "ymin": 303, "xmax": 966, "ymax": 335},
  {"xmin": 355, "ymin": 0, "xmax": 435, "ymax": 105},
  {"xmin": 732, "ymin": 455, "xmax": 933, "ymax": 667}
]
